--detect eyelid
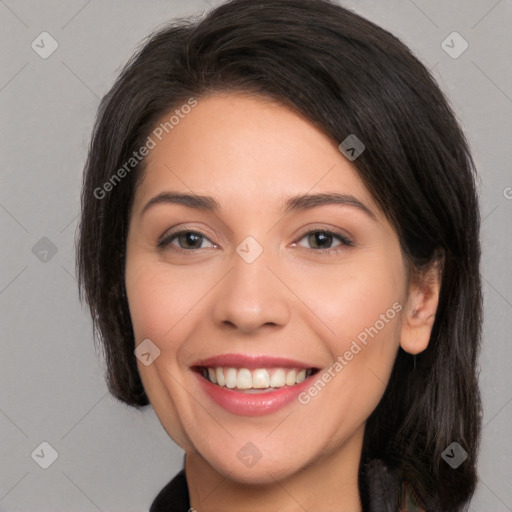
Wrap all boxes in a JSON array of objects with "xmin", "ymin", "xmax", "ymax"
[
  {"xmin": 292, "ymin": 228, "xmax": 354, "ymax": 254},
  {"xmin": 294, "ymin": 223, "xmax": 354, "ymax": 244},
  {"xmin": 157, "ymin": 227, "xmax": 216, "ymax": 249},
  {"xmin": 157, "ymin": 224, "xmax": 354, "ymax": 252}
]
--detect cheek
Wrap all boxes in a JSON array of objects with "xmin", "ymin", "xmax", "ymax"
[
  {"xmin": 125, "ymin": 258, "xmax": 200, "ymax": 341},
  {"xmin": 295, "ymin": 252, "xmax": 406, "ymax": 346},
  {"xmin": 125, "ymin": 274, "xmax": 167, "ymax": 341},
  {"xmin": 295, "ymin": 262, "xmax": 404, "ymax": 440},
  {"xmin": 291, "ymin": 250, "xmax": 405, "ymax": 420}
]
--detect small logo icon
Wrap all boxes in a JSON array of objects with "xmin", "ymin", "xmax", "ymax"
[
  {"xmin": 236, "ymin": 236, "xmax": 263, "ymax": 264},
  {"xmin": 441, "ymin": 442, "xmax": 468, "ymax": 468},
  {"xmin": 441, "ymin": 32, "xmax": 468, "ymax": 59},
  {"xmin": 31, "ymin": 441, "xmax": 58, "ymax": 469},
  {"xmin": 134, "ymin": 339, "xmax": 161, "ymax": 366},
  {"xmin": 32, "ymin": 237, "xmax": 58, "ymax": 263},
  {"xmin": 31, "ymin": 32, "xmax": 59, "ymax": 59},
  {"xmin": 338, "ymin": 134, "xmax": 365, "ymax": 161},
  {"xmin": 237, "ymin": 442, "xmax": 262, "ymax": 468}
]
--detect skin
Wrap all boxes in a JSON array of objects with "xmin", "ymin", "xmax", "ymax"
[{"xmin": 125, "ymin": 92, "xmax": 441, "ymax": 512}]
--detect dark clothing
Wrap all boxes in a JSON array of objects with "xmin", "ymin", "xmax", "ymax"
[
  {"xmin": 149, "ymin": 459, "xmax": 426, "ymax": 512},
  {"xmin": 150, "ymin": 469, "xmax": 190, "ymax": 512}
]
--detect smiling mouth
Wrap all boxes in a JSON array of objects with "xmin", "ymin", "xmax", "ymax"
[{"xmin": 194, "ymin": 366, "xmax": 320, "ymax": 393}]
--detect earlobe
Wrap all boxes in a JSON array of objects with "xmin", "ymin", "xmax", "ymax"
[
  {"xmin": 400, "ymin": 251, "xmax": 444, "ymax": 355},
  {"xmin": 400, "ymin": 309, "xmax": 437, "ymax": 355}
]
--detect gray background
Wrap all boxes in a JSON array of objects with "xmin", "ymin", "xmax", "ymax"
[{"xmin": 1, "ymin": 0, "xmax": 511, "ymax": 510}]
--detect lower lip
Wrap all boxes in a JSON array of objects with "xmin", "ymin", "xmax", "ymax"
[{"xmin": 194, "ymin": 371, "xmax": 315, "ymax": 416}]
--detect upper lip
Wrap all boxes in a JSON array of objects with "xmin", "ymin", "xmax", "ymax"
[{"xmin": 191, "ymin": 353, "xmax": 319, "ymax": 370}]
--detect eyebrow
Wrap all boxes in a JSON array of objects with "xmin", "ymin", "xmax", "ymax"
[{"xmin": 140, "ymin": 191, "xmax": 376, "ymax": 220}]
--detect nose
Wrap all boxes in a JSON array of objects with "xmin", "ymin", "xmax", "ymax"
[{"xmin": 210, "ymin": 252, "xmax": 291, "ymax": 334}]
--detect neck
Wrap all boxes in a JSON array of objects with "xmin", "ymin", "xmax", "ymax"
[{"xmin": 185, "ymin": 426, "xmax": 364, "ymax": 512}]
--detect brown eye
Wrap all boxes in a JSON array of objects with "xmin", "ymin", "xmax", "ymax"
[
  {"xmin": 158, "ymin": 230, "xmax": 215, "ymax": 250},
  {"xmin": 296, "ymin": 229, "xmax": 353, "ymax": 252}
]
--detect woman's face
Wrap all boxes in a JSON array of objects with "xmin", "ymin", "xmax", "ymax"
[{"xmin": 125, "ymin": 92, "xmax": 410, "ymax": 484}]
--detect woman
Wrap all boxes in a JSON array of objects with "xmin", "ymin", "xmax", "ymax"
[{"xmin": 76, "ymin": 0, "xmax": 482, "ymax": 510}]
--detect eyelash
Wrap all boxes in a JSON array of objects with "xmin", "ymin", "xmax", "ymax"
[{"xmin": 157, "ymin": 227, "xmax": 354, "ymax": 254}]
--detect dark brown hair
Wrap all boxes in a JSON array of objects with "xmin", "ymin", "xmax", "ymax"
[{"xmin": 76, "ymin": 1, "xmax": 482, "ymax": 509}]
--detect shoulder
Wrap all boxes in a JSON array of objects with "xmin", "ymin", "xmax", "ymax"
[{"xmin": 149, "ymin": 469, "xmax": 190, "ymax": 512}]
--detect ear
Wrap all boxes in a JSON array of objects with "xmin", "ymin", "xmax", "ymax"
[{"xmin": 400, "ymin": 250, "xmax": 444, "ymax": 355}]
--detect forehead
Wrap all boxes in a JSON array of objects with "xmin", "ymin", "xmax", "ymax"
[{"xmin": 133, "ymin": 93, "xmax": 379, "ymax": 216}]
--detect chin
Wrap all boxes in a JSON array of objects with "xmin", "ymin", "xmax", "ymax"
[{"xmin": 199, "ymin": 444, "xmax": 308, "ymax": 485}]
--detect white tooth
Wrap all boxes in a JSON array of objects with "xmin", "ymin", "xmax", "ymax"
[
  {"xmin": 286, "ymin": 369, "xmax": 297, "ymax": 386},
  {"xmin": 237, "ymin": 368, "xmax": 253, "ymax": 389},
  {"xmin": 296, "ymin": 369, "xmax": 306, "ymax": 383},
  {"xmin": 270, "ymin": 368, "xmax": 286, "ymax": 388},
  {"xmin": 252, "ymin": 369, "xmax": 270, "ymax": 389},
  {"xmin": 215, "ymin": 367, "xmax": 225, "ymax": 386},
  {"xmin": 208, "ymin": 368, "xmax": 217, "ymax": 384},
  {"xmin": 211, "ymin": 366, "xmax": 308, "ymax": 390},
  {"xmin": 225, "ymin": 368, "xmax": 237, "ymax": 389}
]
